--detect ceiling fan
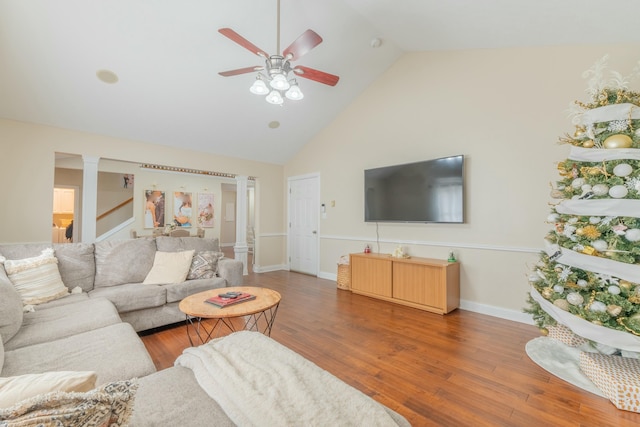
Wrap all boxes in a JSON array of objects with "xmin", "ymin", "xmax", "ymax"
[{"xmin": 217, "ymin": 0, "xmax": 339, "ymax": 105}]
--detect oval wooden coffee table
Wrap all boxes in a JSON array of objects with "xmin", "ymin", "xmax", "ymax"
[{"xmin": 179, "ymin": 286, "xmax": 281, "ymax": 345}]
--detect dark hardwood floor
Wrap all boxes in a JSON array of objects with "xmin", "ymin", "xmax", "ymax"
[{"xmin": 140, "ymin": 270, "xmax": 640, "ymax": 426}]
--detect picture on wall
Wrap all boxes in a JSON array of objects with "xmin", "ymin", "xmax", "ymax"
[
  {"xmin": 123, "ymin": 174, "xmax": 134, "ymax": 188},
  {"xmin": 197, "ymin": 193, "xmax": 215, "ymax": 228},
  {"xmin": 173, "ymin": 192, "xmax": 193, "ymax": 227},
  {"xmin": 144, "ymin": 190, "xmax": 165, "ymax": 229}
]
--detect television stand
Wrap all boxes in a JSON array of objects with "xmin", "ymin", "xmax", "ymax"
[{"xmin": 349, "ymin": 253, "xmax": 459, "ymax": 314}]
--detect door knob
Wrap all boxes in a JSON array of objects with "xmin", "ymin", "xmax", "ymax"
[{"xmin": 312, "ymin": 230, "xmax": 317, "ymax": 234}]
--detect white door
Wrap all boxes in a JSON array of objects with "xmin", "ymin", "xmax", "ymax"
[{"xmin": 288, "ymin": 175, "xmax": 319, "ymax": 275}]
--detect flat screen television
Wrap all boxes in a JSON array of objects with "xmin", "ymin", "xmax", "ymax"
[{"xmin": 364, "ymin": 155, "xmax": 464, "ymax": 223}]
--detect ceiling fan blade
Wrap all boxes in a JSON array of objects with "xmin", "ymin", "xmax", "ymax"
[
  {"xmin": 218, "ymin": 66, "xmax": 263, "ymax": 77},
  {"xmin": 283, "ymin": 30, "xmax": 323, "ymax": 61},
  {"xmin": 293, "ymin": 66, "xmax": 339, "ymax": 86},
  {"xmin": 218, "ymin": 28, "xmax": 268, "ymax": 57}
]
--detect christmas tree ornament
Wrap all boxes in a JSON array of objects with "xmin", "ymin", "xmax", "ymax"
[
  {"xmin": 591, "ymin": 240, "xmax": 608, "ymax": 251},
  {"xmin": 567, "ymin": 292, "xmax": 584, "ymax": 306},
  {"xmin": 575, "ymin": 228, "xmax": 585, "ymax": 236},
  {"xmin": 553, "ymin": 285, "xmax": 565, "ymax": 293},
  {"xmin": 553, "ymin": 299, "xmax": 570, "ymax": 311},
  {"xmin": 583, "ymin": 140, "xmax": 595, "ymax": 148},
  {"xmin": 608, "ymin": 120, "xmax": 629, "ymax": 132},
  {"xmin": 609, "ymin": 185, "xmax": 629, "ymax": 198},
  {"xmin": 571, "ymin": 178, "xmax": 586, "ymax": 188},
  {"xmin": 542, "ymin": 287, "xmax": 554, "ymax": 298},
  {"xmin": 613, "ymin": 163, "xmax": 633, "ymax": 177},
  {"xmin": 608, "ymin": 285, "xmax": 621, "ymax": 295},
  {"xmin": 619, "ymin": 280, "xmax": 632, "ymax": 292},
  {"xmin": 577, "ymin": 279, "xmax": 589, "ymax": 288},
  {"xmin": 581, "ymin": 184, "xmax": 593, "ymax": 192},
  {"xmin": 607, "ymin": 304, "xmax": 623, "ymax": 317},
  {"xmin": 540, "ymin": 328, "xmax": 549, "ymax": 336},
  {"xmin": 589, "ymin": 301, "xmax": 607, "ymax": 312},
  {"xmin": 603, "ymin": 134, "xmax": 633, "ymax": 149},
  {"xmin": 589, "ymin": 217, "xmax": 601, "ymax": 224},
  {"xmin": 625, "ymin": 228, "xmax": 640, "ymax": 242},
  {"xmin": 592, "ymin": 184, "xmax": 609, "ymax": 196}
]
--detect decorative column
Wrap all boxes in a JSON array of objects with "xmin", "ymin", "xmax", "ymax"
[
  {"xmin": 234, "ymin": 175, "xmax": 249, "ymax": 275},
  {"xmin": 81, "ymin": 155, "xmax": 100, "ymax": 243}
]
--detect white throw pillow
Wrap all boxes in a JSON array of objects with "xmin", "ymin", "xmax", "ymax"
[
  {"xmin": 143, "ymin": 250, "xmax": 195, "ymax": 285},
  {"xmin": 0, "ymin": 371, "xmax": 97, "ymax": 408},
  {"xmin": 1, "ymin": 249, "xmax": 69, "ymax": 305}
]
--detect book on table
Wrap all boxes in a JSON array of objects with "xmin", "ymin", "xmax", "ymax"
[{"xmin": 205, "ymin": 292, "xmax": 256, "ymax": 308}]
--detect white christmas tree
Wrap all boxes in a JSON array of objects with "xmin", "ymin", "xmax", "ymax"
[{"xmin": 526, "ymin": 56, "xmax": 640, "ymax": 354}]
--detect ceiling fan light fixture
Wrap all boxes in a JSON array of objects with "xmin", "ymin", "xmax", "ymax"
[
  {"xmin": 269, "ymin": 73, "xmax": 290, "ymax": 90},
  {"xmin": 285, "ymin": 82, "xmax": 304, "ymax": 100},
  {"xmin": 265, "ymin": 90, "xmax": 284, "ymax": 105},
  {"xmin": 249, "ymin": 78, "xmax": 269, "ymax": 95}
]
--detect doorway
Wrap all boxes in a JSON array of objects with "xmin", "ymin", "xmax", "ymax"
[
  {"xmin": 288, "ymin": 174, "xmax": 320, "ymax": 276},
  {"xmin": 52, "ymin": 186, "xmax": 78, "ymax": 243}
]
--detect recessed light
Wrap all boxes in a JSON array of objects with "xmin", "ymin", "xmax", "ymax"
[
  {"xmin": 96, "ymin": 69, "xmax": 119, "ymax": 84},
  {"xmin": 268, "ymin": 121, "xmax": 280, "ymax": 129}
]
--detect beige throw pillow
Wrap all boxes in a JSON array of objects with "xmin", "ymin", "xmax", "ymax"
[
  {"xmin": 0, "ymin": 371, "xmax": 97, "ymax": 408},
  {"xmin": 0, "ymin": 248, "xmax": 69, "ymax": 305},
  {"xmin": 143, "ymin": 250, "xmax": 195, "ymax": 285}
]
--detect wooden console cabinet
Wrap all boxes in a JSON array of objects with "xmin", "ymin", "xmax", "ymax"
[{"xmin": 350, "ymin": 253, "xmax": 460, "ymax": 314}]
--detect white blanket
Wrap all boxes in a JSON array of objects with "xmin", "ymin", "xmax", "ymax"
[{"xmin": 175, "ymin": 331, "xmax": 400, "ymax": 427}]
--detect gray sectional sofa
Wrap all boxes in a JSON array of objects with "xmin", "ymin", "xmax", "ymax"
[{"xmin": 0, "ymin": 236, "xmax": 410, "ymax": 426}]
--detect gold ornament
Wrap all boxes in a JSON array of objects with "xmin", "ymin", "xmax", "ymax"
[
  {"xmin": 603, "ymin": 134, "xmax": 633, "ymax": 149},
  {"xmin": 629, "ymin": 295, "xmax": 640, "ymax": 304},
  {"xmin": 582, "ymin": 225, "xmax": 601, "ymax": 239},
  {"xmin": 575, "ymin": 228, "xmax": 585, "ymax": 236},
  {"xmin": 542, "ymin": 287, "xmax": 554, "ymax": 298},
  {"xmin": 574, "ymin": 128, "xmax": 585, "ymax": 138},
  {"xmin": 619, "ymin": 280, "xmax": 632, "ymax": 292},
  {"xmin": 540, "ymin": 328, "xmax": 549, "ymax": 336},
  {"xmin": 582, "ymin": 246, "xmax": 596, "ymax": 255},
  {"xmin": 583, "ymin": 140, "xmax": 595, "ymax": 148},
  {"xmin": 607, "ymin": 305, "xmax": 623, "ymax": 317},
  {"xmin": 553, "ymin": 299, "xmax": 570, "ymax": 311},
  {"xmin": 566, "ymin": 281, "xmax": 578, "ymax": 289}
]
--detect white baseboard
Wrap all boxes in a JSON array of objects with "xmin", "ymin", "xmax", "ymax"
[
  {"xmin": 253, "ymin": 264, "xmax": 289, "ymax": 273},
  {"xmin": 318, "ymin": 271, "xmax": 338, "ymax": 281},
  {"xmin": 459, "ymin": 299, "xmax": 534, "ymax": 325}
]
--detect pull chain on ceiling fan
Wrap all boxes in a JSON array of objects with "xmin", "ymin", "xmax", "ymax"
[{"xmin": 218, "ymin": 0, "xmax": 339, "ymax": 105}]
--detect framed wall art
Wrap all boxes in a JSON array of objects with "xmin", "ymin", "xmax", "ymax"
[{"xmin": 197, "ymin": 193, "xmax": 215, "ymax": 228}]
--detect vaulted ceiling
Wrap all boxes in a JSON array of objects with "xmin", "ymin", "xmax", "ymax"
[{"xmin": 1, "ymin": 1, "xmax": 639, "ymax": 164}]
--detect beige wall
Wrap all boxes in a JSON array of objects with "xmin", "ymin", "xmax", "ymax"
[
  {"xmin": 0, "ymin": 119, "xmax": 286, "ymax": 269},
  {"xmin": 284, "ymin": 44, "xmax": 640, "ymax": 317}
]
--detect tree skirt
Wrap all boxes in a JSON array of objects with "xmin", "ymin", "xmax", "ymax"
[{"xmin": 525, "ymin": 337, "xmax": 605, "ymax": 398}]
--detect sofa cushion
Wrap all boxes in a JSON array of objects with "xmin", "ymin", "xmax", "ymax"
[
  {"xmin": 94, "ymin": 239, "xmax": 156, "ymax": 287},
  {"xmin": 143, "ymin": 250, "xmax": 194, "ymax": 285},
  {"xmin": 162, "ymin": 277, "xmax": 227, "ymax": 304},
  {"xmin": 0, "ymin": 370, "xmax": 97, "ymax": 408},
  {"xmin": 4, "ymin": 297, "xmax": 122, "ymax": 351},
  {"xmin": 155, "ymin": 236, "xmax": 220, "ymax": 252},
  {"xmin": 1, "ymin": 323, "xmax": 156, "ymax": 384},
  {"xmin": 53, "ymin": 243, "xmax": 96, "ymax": 292},
  {"xmin": 131, "ymin": 366, "xmax": 234, "ymax": 427},
  {"xmin": 34, "ymin": 292, "xmax": 89, "ymax": 309},
  {"xmin": 1, "ymin": 248, "xmax": 69, "ymax": 305},
  {"xmin": 89, "ymin": 283, "xmax": 166, "ymax": 313},
  {"xmin": 0, "ymin": 267, "xmax": 23, "ymax": 344},
  {"xmin": 187, "ymin": 251, "xmax": 221, "ymax": 280},
  {"xmin": 0, "ymin": 379, "xmax": 136, "ymax": 427}
]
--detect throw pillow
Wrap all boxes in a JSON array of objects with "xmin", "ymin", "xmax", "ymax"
[
  {"xmin": 0, "ymin": 371, "xmax": 97, "ymax": 408},
  {"xmin": 0, "ymin": 248, "xmax": 69, "ymax": 305},
  {"xmin": 0, "ymin": 379, "xmax": 136, "ymax": 427},
  {"xmin": 0, "ymin": 265, "xmax": 23, "ymax": 344},
  {"xmin": 186, "ymin": 251, "xmax": 220, "ymax": 280},
  {"xmin": 143, "ymin": 250, "xmax": 195, "ymax": 285}
]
